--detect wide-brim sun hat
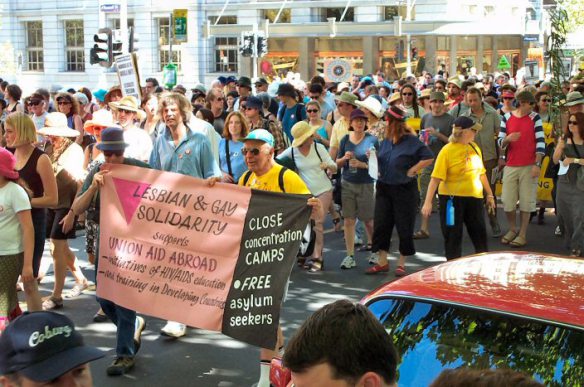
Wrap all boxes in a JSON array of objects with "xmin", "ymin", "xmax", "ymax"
[
  {"xmin": 38, "ymin": 112, "xmax": 80, "ymax": 138},
  {"xmin": 291, "ymin": 121, "xmax": 320, "ymax": 147},
  {"xmin": 564, "ymin": 91, "xmax": 584, "ymax": 107},
  {"xmin": 419, "ymin": 89, "xmax": 432, "ymax": 99},
  {"xmin": 83, "ymin": 110, "xmax": 119, "ymax": 135},
  {"xmin": 335, "ymin": 91, "xmax": 359, "ymax": 106},
  {"xmin": 109, "ymin": 95, "xmax": 146, "ymax": 120},
  {"xmin": 355, "ymin": 96, "xmax": 384, "ymax": 118},
  {"xmin": 388, "ymin": 92, "xmax": 402, "ymax": 105}
]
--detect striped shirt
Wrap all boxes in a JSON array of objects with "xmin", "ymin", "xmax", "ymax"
[{"xmin": 498, "ymin": 111, "xmax": 545, "ymax": 167}]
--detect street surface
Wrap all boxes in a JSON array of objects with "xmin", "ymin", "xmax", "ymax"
[{"xmin": 26, "ymin": 209, "xmax": 565, "ymax": 386}]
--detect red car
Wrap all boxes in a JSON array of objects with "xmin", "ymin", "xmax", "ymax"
[{"xmin": 361, "ymin": 252, "xmax": 584, "ymax": 386}]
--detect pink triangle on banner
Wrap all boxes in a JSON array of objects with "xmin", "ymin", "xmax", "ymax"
[{"xmin": 112, "ymin": 177, "xmax": 151, "ymax": 225}]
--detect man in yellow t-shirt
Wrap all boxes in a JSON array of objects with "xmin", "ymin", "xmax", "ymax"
[{"xmin": 233, "ymin": 129, "xmax": 321, "ymax": 387}]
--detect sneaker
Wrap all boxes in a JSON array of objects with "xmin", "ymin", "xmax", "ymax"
[
  {"xmin": 354, "ymin": 236, "xmax": 363, "ymax": 246},
  {"xmin": 134, "ymin": 316, "xmax": 146, "ymax": 354},
  {"xmin": 160, "ymin": 321, "xmax": 186, "ymax": 338},
  {"xmin": 340, "ymin": 255, "xmax": 356, "ymax": 269},
  {"xmin": 106, "ymin": 356, "xmax": 135, "ymax": 376},
  {"xmin": 368, "ymin": 252, "xmax": 379, "ymax": 265}
]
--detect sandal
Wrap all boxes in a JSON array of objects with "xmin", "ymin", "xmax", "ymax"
[
  {"xmin": 395, "ymin": 266, "xmax": 407, "ymax": 277},
  {"xmin": 42, "ymin": 296, "xmax": 63, "ymax": 310},
  {"xmin": 64, "ymin": 281, "xmax": 89, "ymax": 299},
  {"xmin": 308, "ymin": 259, "xmax": 324, "ymax": 273},
  {"xmin": 509, "ymin": 235, "xmax": 527, "ymax": 248},
  {"xmin": 501, "ymin": 230, "xmax": 518, "ymax": 245},
  {"xmin": 413, "ymin": 230, "xmax": 430, "ymax": 239}
]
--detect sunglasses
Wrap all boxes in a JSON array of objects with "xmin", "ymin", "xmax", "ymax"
[
  {"xmin": 310, "ymin": 95, "xmax": 320, "ymax": 99},
  {"xmin": 568, "ymin": 120, "xmax": 578, "ymax": 125},
  {"xmin": 57, "ymin": 101, "xmax": 71, "ymax": 105},
  {"xmin": 103, "ymin": 151, "xmax": 124, "ymax": 157},
  {"xmin": 28, "ymin": 100, "xmax": 42, "ymax": 106},
  {"xmin": 306, "ymin": 109, "xmax": 319, "ymax": 113},
  {"xmin": 502, "ymin": 97, "xmax": 514, "ymax": 100},
  {"xmin": 240, "ymin": 105, "xmax": 248, "ymax": 110},
  {"xmin": 118, "ymin": 108, "xmax": 133, "ymax": 114},
  {"xmin": 241, "ymin": 147, "xmax": 261, "ymax": 156},
  {"xmin": 542, "ymin": 99, "xmax": 552, "ymax": 102},
  {"xmin": 401, "ymin": 93, "xmax": 413, "ymax": 96},
  {"xmin": 215, "ymin": 97, "xmax": 225, "ymax": 101}
]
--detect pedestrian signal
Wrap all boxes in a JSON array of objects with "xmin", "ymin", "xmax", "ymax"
[{"xmin": 90, "ymin": 28, "xmax": 112, "ymax": 67}]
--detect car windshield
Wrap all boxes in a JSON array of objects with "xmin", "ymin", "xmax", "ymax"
[{"xmin": 367, "ymin": 297, "xmax": 584, "ymax": 387}]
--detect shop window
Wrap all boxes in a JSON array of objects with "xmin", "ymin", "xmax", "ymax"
[
  {"xmin": 263, "ymin": 9, "xmax": 291, "ymax": 23},
  {"xmin": 64, "ymin": 20, "xmax": 84, "ymax": 72},
  {"xmin": 484, "ymin": 6, "xmax": 495, "ymax": 16},
  {"xmin": 26, "ymin": 21, "xmax": 44, "ymax": 71},
  {"xmin": 325, "ymin": 8, "xmax": 354, "ymax": 22},
  {"xmin": 213, "ymin": 37, "xmax": 238, "ymax": 73},
  {"xmin": 112, "ymin": 18, "xmax": 135, "ymax": 30},
  {"xmin": 158, "ymin": 17, "xmax": 181, "ymax": 72}
]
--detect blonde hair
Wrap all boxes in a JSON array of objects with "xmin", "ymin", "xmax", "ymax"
[
  {"xmin": 4, "ymin": 112, "xmax": 37, "ymax": 145},
  {"xmin": 448, "ymin": 127, "xmax": 465, "ymax": 143}
]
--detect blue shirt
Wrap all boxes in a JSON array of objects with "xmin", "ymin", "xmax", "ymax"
[
  {"xmin": 219, "ymin": 138, "xmax": 247, "ymax": 183},
  {"xmin": 149, "ymin": 126, "xmax": 216, "ymax": 178},
  {"xmin": 279, "ymin": 103, "xmax": 307, "ymax": 141},
  {"xmin": 378, "ymin": 135, "xmax": 433, "ymax": 185},
  {"xmin": 337, "ymin": 133, "xmax": 379, "ymax": 184}
]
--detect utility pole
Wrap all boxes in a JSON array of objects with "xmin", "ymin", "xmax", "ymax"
[
  {"xmin": 252, "ymin": 22, "xmax": 258, "ymax": 79},
  {"xmin": 405, "ymin": 0, "xmax": 414, "ymax": 75},
  {"xmin": 120, "ymin": 0, "xmax": 128, "ymax": 54}
]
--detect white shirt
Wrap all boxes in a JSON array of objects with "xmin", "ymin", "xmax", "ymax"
[
  {"xmin": 0, "ymin": 182, "xmax": 31, "ymax": 255},
  {"xmin": 124, "ymin": 125, "xmax": 153, "ymax": 162},
  {"xmin": 277, "ymin": 142, "xmax": 335, "ymax": 196}
]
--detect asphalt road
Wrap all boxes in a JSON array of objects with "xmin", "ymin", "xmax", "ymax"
[{"xmin": 25, "ymin": 209, "xmax": 567, "ymax": 387}]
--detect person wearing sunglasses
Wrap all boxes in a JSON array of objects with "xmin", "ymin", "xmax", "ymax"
[
  {"xmin": 55, "ymin": 92, "xmax": 84, "ymax": 146},
  {"xmin": 235, "ymin": 128, "xmax": 321, "ymax": 387},
  {"xmin": 498, "ymin": 86, "xmax": 517, "ymax": 116},
  {"xmin": 308, "ymin": 83, "xmax": 334, "ymax": 121},
  {"xmin": 422, "ymin": 116, "xmax": 495, "ymax": 260},
  {"xmin": 305, "ymin": 100, "xmax": 332, "ymax": 148},
  {"xmin": 27, "ymin": 93, "xmax": 47, "ymax": 132},
  {"xmin": 109, "ymin": 96, "xmax": 152, "ymax": 163},
  {"xmin": 553, "ymin": 112, "xmax": 584, "ymax": 257},
  {"xmin": 61, "ymin": 127, "xmax": 148, "ymax": 376},
  {"xmin": 400, "ymin": 84, "xmax": 425, "ymax": 119},
  {"xmin": 497, "ymin": 90, "xmax": 545, "ymax": 248},
  {"xmin": 206, "ymin": 88, "xmax": 228, "ymax": 136}
]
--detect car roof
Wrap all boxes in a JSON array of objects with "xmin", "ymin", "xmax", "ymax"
[{"xmin": 362, "ymin": 252, "xmax": 584, "ymax": 329}]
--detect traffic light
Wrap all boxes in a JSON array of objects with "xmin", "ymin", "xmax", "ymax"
[
  {"xmin": 128, "ymin": 27, "xmax": 138, "ymax": 53},
  {"xmin": 112, "ymin": 30, "xmax": 123, "ymax": 61},
  {"xmin": 90, "ymin": 28, "xmax": 112, "ymax": 67},
  {"xmin": 239, "ymin": 32, "xmax": 254, "ymax": 57},
  {"xmin": 257, "ymin": 33, "xmax": 268, "ymax": 57}
]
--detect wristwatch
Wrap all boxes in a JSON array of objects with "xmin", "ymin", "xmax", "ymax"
[{"xmin": 535, "ymin": 161, "xmax": 542, "ymax": 167}]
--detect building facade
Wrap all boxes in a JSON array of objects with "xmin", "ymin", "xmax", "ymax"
[{"xmin": 0, "ymin": 0, "xmax": 545, "ymax": 94}]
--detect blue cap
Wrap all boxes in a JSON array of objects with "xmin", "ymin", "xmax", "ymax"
[
  {"xmin": 96, "ymin": 127, "xmax": 129, "ymax": 151},
  {"xmin": 0, "ymin": 312, "xmax": 104, "ymax": 382},
  {"xmin": 217, "ymin": 76, "xmax": 227, "ymax": 85},
  {"xmin": 241, "ymin": 129, "xmax": 274, "ymax": 147},
  {"xmin": 246, "ymin": 96, "xmax": 263, "ymax": 110},
  {"xmin": 93, "ymin": 89, "xmax": 107, "ymax": 103}
]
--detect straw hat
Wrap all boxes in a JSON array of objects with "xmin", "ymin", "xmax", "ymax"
[
  {"xmin": 291, "ymin": 121, "xmax": 320, "ymax": 147},
  {"xmin": 388, "ymin": 92, "xmax": 402, "ymax": 104},
  {"xmin": 109, "ymin": 96, "xmax": 146, "ymax": 120},
  {"xmin": 83, "ymin": 110, "xmax": 119, "ymax": 135},
  {"xmin": 419, "ymin": 89, "xmax": 432, "ymax": 99},
  {"xmin": 38, "ymin": 112, "xmax": 80, "ymax": 138},
  {"xmin": 355, "ymin": 96, "xmax": 384, "ymax": 118}
]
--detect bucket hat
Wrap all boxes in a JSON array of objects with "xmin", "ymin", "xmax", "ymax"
[
  {"xmin": 291, "ymin": 121, "xmax": 320, "ymax": 147},
  {"xmin": 335, "ymin": 91, "xmax": 359, "ymax": 106},
  {"xmin": 96, "ymin": 127, "xmax": 129, "ymax": 151}
]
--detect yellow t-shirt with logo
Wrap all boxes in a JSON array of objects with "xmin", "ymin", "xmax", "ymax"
[
  {"xmin": 238, "ymin": 163, "xmax": 310, "ymax": 194},
  {"xmin": 431, "ymin": 142, "xmax": 486, "ymax": 198}
]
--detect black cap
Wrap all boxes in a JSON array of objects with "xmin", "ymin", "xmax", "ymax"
[
  {"xmin": 237, "ymin": 76, "xmax": 252, "ymax": 89},
  {"xmin": 254, "ymin": 78, "xmax": 268, "ymax": 86},
  {"xmin": 0, "ymin": 312, "xmax": 104, "ymax": 382},
  {"xmin": 246, "ymin": 96, "xmax": 263, "ymax": 110}
]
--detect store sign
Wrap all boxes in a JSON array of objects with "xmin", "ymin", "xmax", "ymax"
[
  {"xmin": 498, "ymin": 55, "xmax": 511, "ymax": 70},
  {"xmin": 523, "ymin": 35, "xmax": 539, "ymax": 42},
  {"xmin": 100, "ymin": 4, "xmax": 120, "ymax": 13},
  {"xmin": 324, "ymin": 59, "xmax": 352, "ymax": 83},
  {"xmin": 116, "ymin": 53, "xmax": 142, "ymax": 102}
]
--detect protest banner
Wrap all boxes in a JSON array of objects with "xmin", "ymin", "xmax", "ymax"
[
  {"xmin": 97, "ymin": 164, "xmax": 311, "ymax": 348},
  {"xmin": 116, "ymin": 53, "xmax": 142, "ymax": 101}
]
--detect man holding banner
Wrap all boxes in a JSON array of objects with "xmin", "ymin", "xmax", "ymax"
[
  {"xmin": 149, "ymin": 92, "xmax": 220, "ymax": 338},
  {"xmin": 236, "ymin": 128, "xmax": 322, "ymax": 387},
  {"xmin": 61, "ymin": 127, "xmax": 149, "ymax": 376}
]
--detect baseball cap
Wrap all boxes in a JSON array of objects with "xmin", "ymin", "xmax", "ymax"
[
  {"xmin": 453, "ymin": 116, "xmax": 482, "ymax": 132},
  {"xmin": 245, "ymin": 96, "xmax": 263, "ymax": 111},
  {"xmin": 241, "ymin": 129, "xmax": 275, "ymax": 147},
  {"xmin": 0, "ymin": 312, "xmax": 104, "ymax": 382}
]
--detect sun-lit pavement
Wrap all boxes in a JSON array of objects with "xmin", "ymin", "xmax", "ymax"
[{"xmin": 26, "ymin": 209, "xmax": 565, "ymax": 386}]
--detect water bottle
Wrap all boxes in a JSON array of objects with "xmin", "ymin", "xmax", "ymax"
[
  {"xmin": 349, "ymin": 154, "xmax": 358, "ymax": 174},
  {"xmin": 368, "ymin": 146, "xmax": 378, "ymax": 180},
  {"xmin": 446, "ymin": 198, "xmax": 455, "ymax": 226}
]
